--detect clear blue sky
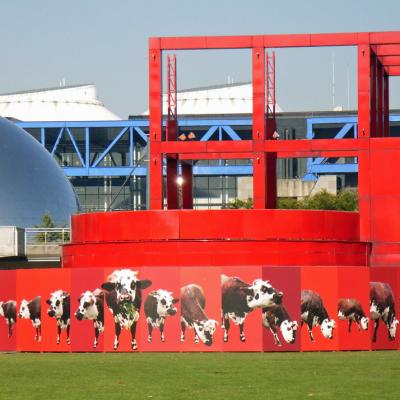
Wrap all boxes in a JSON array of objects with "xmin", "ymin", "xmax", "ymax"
[{"xmin": 1, "ymin": 0, "xmax": 399, "ymax": 118}]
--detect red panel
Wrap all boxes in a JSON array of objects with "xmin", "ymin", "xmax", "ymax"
[
  {"xmin": 16, "ymin": 270, "xmax": 43, "ymax": 352},
  {"xmin": 337, "ymin": 267, "xmax": 371, "ymax": 350},
  {"xmin": 262, "ymin": 267, "xmax": 301, "ymax": 352},
  {"xmin": 385, "ymin": 66, "xmax": 400, "ymax": 76},
  {"xmin": 379, "ymin": 56, "xmax": 400, "ymax": 66},
  {"xmin": 103, "ymin": 267, "xmax": 151, "ymax": 352},
  {"xmin": 179, "ymin": 267, "xmax": 221, "ymax": 352},
  {"xmin": 70, "ymin": 268, "xmax": 105, "ymax": 352},
  {"xmin": 370, "ymin": 268, "xmax": 398, "ymax": 350},
  {"xmin": 301, "ymin": 267, "xmax": 339, "ymax": 351},
  {"xmin": 138, "ymin": 267, "xmax": 181, "ymax": 351},
  {"xmin": 0, "ymin": 271, "xmax": 16, "ymax": 352},
  {"xmin": 220, "ymin": 266, "xmax": 262, "ymax": 352},
  {"xmin": 40, "ymin": 269, "xmax": 71, "ymax": 352}
]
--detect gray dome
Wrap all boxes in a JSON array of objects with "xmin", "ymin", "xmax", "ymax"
[{"xmin": 0, "ymin": 117, "xmax": 78, "ymax": 227}]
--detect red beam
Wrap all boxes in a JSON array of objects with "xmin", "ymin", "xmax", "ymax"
[
  {"xmin": 375, "ymin": 44, "xmax": 400, "ymax": 56},
  {"xmin": 379, "ymin": 56, "xmax": 400, "ymax": 66},
  {"xmin": 385, "ymin": 66, "xmax": 400, "ymax": 75}
]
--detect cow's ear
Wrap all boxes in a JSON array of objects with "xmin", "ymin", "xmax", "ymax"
[
  {"xmin": 172, "ymin": 298, "xmax": 179, "ymax": 304},
  {"xmin": 46, "ymin": 299, "xmax": 52, "ymax": 305},
  {"xmin": 137, "ymin": 280, "xmax": 152, "ymax": 289},
  {"xmin": 101, "ymin": 282, "xmax": 116, "ymax": 291}
]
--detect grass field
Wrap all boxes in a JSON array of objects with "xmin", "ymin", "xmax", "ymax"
[{"xmin": 0, "ymin": 351, "xmax": 399, "ymax": 399}]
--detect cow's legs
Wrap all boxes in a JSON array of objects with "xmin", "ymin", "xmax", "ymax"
[
  {"xmin": 94, "ymin": 325, "xmax": 100, "ymax": 348},
  {"xmin": 239, "ymin": 323, "xmax": 246, "ymax": 342},
  {"xmin": 270, "ymin": 328, "xmax": 281, "ymax": 346},
  {"xmin": 8, "ymin": 320, "xmax": 12, "ymax": 338},
  {"xmin": 66, "ymin": 324, "xmax": 71, "ymax": 345},
  {"xmin": 57, "ymin": 324, "xmax": 61, "ymax": 344},
  {"xmin": 160, "ymin": 321, "xmax": 165, "ymax": 342},
  {"xmin": 131, "ymin": 322, "xmax": 138, "ymax": 350},
  {"xmin": 348, "ymin": 319, "xmax": 352, "ymax": 333},
  {"xmin": 223, "ymin": 316, "xmax": 230, "ymax": 342},
  {"xmin": 372, "ymin": 319, "xmax": 379, "ymax": 342},
  {"xmin": 307, "ymin": 321, "xmax": 314, "ymax": 342},
  {"xmin": 114, "ymin": 322, "xmax": 121, "ymax": 350},
  {"xmin": 180, "ymin": 320, "xmax": 186, "ymax": 342},
  {"xmin": 147, "ymin": 322, "xmax": 153, "ymax": 343}
]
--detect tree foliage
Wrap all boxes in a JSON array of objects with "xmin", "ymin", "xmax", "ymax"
[{"xmin": 228, "ymin": 189, "xmax": 358, "ymax": 211}]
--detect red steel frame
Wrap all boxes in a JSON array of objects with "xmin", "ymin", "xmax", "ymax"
[{"xmin": 148, "ymin": 31, "xmax": 400, "ymax": 244}]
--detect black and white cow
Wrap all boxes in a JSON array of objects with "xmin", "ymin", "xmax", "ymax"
[
  {"xmin": 144, "ymin": 289, "xmax": 179, "ymax": 343},
  {"xmin": 221, "ymin": 275, "xmax": 283, "ymax": 342},
  {"xmin": 262, "ymin": 304, "xmax": 298, "ymax": 346},
  {"xmin": 46, "ymin": 290, "xmax": 71, "ymax": 345},
  {"xmin": 181, "ymin": 284, "xmax": 218, "ymax": 346},
  {"xmin": 370, "ymin": 281, "xmax": 399, "ymax": 342},
  {"xmin": 301, "ymin": 290, "xmax": 336, "ymax": 341},
  {"xmin": 18, "ymin": 296, "xmax": 41, "ymax": 342},
  {"xmin": 338, "ymin": 298, "xmax": 369, "ymax": 332},
  {"xmin": 101, "ymin": 269, "xmax": 151, "ymax": 350},
  {"xmin": 0, "ymin": 300, "xmax": 17, "ymax": 338},
  {"xmin": 75, "ymin": 289, "xmax": 105, "ymax": 348}
]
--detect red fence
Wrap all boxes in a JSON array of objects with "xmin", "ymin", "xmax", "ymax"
[{"xmin": 1, "ymin": 266, "xmax": 399, "ymax": 352}]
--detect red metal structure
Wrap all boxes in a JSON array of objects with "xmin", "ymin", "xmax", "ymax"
[{"xmin": 64, "ymin": 31, "xmax": 400, "ymax": 268}]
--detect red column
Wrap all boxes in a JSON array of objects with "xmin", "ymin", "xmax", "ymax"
[
  {"xmin": 383, "ymin": 72, "xmax": 390, "ymax": 137},
  {"xmin": 181, "ymin": 162, "xmax": 193, "ymax": 209},
  {"xmin": 358, "ymin": 44, "xmax": 371, "ymax": 138},
  {"xmin": 149, "ymin": 41, "xmax": 163, "ymax": 210},
  {"xmin": 166, "ymin": 155, "xmax": 178, "ymax": 209},
  {"xmin": 370, "ymin": 53, "xmax": 377, "ymax": 137},
  {"xmin": 357, "ymin": 43, "xmax": 372, "ymax": 242},
  {"xmin": 377, "ymin": 61, "xmax": 384, "ymax": 137}
]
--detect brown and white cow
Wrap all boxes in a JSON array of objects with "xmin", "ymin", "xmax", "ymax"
[
  {"xmin": 338, "ymin": 298, "xmax": 368, "ymax": 332},
  {"xmin": 370, "ymin": 282, "xmax": 399, "ymax": 342},
  {"xmin": 144, "ymin": 289, "xmax": 179, "ymax": 343},
  {"xmin": 18, "ymin": 296, "xmax": 41, "ymax": 342},
  {"xmin": 46, "ymin": 290, "xmax": 71, "ymax": 345},
  {"xmin": 0, "ymin": 300, "xmax": 16, "ymax": 338},
  {"xmin": 262, "ymin": 304, "xmax": 298, "ymax": 346},
  {"xmin": 101, "ymin": 269, "xmax": 151, "ymax": 350},
  {"xmin": 301, "ymin": 290, "xmax": 335, "ymax": 341},
  {"xmin": 75, "ymin": 289, "xmax": 105, "ymax": 348},
  {"xmin": 221, "ymin": 275, "xmax": 283, "ymax": 342},
  {"xmin": 180, "ymin": 284, "xmax": 218, "ymax": 346}
]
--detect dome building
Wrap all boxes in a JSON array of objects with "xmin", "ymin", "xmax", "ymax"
[{"xmin": 0, "ymin": 117, "xmax": 79, "ymax": 228}]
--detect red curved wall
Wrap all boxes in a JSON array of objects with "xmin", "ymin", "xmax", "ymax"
[{"xmin": 63, "ymin": 210, "xmax": 367, "ymax": 268}]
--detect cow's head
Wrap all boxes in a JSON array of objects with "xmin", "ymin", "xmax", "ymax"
[
  {"xmin": 280, "ymin": 320, "xmax": 298, "ymax": 344},
  {"xmin": 46, "ymin": 290, "xmax": 68, "ymax": 318},
  {"xmin": 389, "ymin": 317, "xmax": 399, "ymax": 340},
  {"xmin": 75, "ymin": 291, "xmax": 99, "ymax": 321},
  {"xmin": 361, "ymin": 316, "xmax": 369, "ymax": 331},
  {"xmin": 243, "ymin": 279, "xmax": 283, "ymax": 309},
  {"xmin": 320, "ymin": 318, "xmax": 336, "ymax": 339},
  {"xmin": 18, "ymin": 300, "xmax": 30, "ymax": 319},
  {"xmin": 193, "ymin": 319, "xmax": 218, "ymax": 346},
  {"xmin": 101, "ymin": 269, "xmax": 152, "ymax": 303},
  {"xmin": 153, "ymin": 290, "xmax": 179, "ymax": 317}
]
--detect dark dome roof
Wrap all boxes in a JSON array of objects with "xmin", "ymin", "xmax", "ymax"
[{"xmin": 0, "ymin": 117, "xmax": 78, "ymax": 227}]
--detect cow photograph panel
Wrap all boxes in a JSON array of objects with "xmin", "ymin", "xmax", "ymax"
[
  {"xmin": 40, "ymin": 269, "xmax": 71, "ymax": 352},
  {"xmin": 220, "ymin": 266, "xmax": 267, "ymax": 352},
  {"xmin": 71, "ymin": 268, "xmax": 105, "ymax": 352},
  {"xmin": 180, "ymin": 267, "xmax": 221, "ymax": 352},
  {"xmin": 300, "ymin": 267, "xmax": 339, "ymax": 351},
  {"xmin": 16, "ymin": 269, "xmax": 43, "ymax": 352},
  {"xmin": 139, "ymin": 267, "xmax": 181, "ymax": 352},
  {"xmin": 262, "ymin": 267, "xmax": 301, "ymax": 352},
  {"xmin": 103, "ymin": 267, "xmax": 152, "ymax": 352},
  {"xmin": 0, "ymin": 270, "xmax": 17, "ymax": 352},
  {"xmin": 337, "ymin": 267, "xmax": 370, "ymax": 351},
  {"xmin": 370, "ymin": 267, "xmax": 399, "ymax": 350}
]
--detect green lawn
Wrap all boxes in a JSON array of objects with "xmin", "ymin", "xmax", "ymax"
[{"xmin": 0, "ymin": 352, "xmax": 399, "ymax": 399}]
